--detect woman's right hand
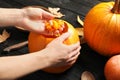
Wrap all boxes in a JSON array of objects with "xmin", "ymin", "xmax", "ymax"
[
  {"xmin": 42, "ymin": 32, "xmax": 81, "ymax": 68},
  {"xmin": 16, "ymin": 7, "xmax": 54, "ymax": 33}
]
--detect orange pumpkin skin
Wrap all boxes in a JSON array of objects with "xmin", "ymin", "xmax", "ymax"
[
  {"xmin": 28, "ymin": 19, "xmax": 79, "ymax": 73},
  {"xmin": 84, "ymin": 2, "xmax": 120, "ymax": 56},
  {"xmin": 104, "ymin": 55, "xmax": 120, "ymax": 80}
]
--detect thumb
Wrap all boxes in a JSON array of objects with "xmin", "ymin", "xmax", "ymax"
[{"xmin": 57, "ymin": 32, "xmax": 71, "ymax": 42}]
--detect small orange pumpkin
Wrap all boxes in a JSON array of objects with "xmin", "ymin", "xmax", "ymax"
[
  {"xmin": 104, "ymin": 54, "xmax": 120, "ymax": 80},
  {"xmin": 84, "ymin": 0, "xmax": 120, "ymax": 56},
  {"xmin": 28, "ymin": 19, "xmax": 79, "ymax": 73}
]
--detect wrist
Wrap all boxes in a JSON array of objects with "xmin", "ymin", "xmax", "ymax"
[
  {"xmin": 14, "ymin": 8, "xmax": 27, "ymax": 27},
  {"xmin": 31, "ymin": 49, "xmax": 51, "ymax": 69},
  {"xmin": 0, "ymin": 8, "xmax": 25, "ymax": 27}
]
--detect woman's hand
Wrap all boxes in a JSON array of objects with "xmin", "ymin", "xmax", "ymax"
[
  {"xmin": 16, "ymin": 7, "xmax": 54, "ymax": 33},
  {"xmin": 42, "ymin": 32, "xmax": 81, "ymax": 68}
]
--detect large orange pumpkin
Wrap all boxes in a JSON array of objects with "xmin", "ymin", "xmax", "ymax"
[
  {"xmin": 28, "ymin": 19, "xmax": 79, "ymax": 73},
  {"xmin": 84, "ymin": 0, "xmax": 120, "ymax": 56}
]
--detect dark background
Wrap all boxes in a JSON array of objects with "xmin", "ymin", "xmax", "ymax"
[{"xmin": 0, "ymin": 0, "xmax": 113, "ymax": 80}]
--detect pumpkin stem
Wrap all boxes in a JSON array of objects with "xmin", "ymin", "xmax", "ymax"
[{"xmin": 111, "ymin": 0, "xmax": 120, "ymax": 13}]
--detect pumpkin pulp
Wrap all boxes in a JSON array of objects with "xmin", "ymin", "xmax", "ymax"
[{"xmin": 42, "ymin": 19, "xmax": 68, "ymax": 38}]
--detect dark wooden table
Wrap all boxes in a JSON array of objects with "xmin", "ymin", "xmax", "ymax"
[{"xmin": 0, "ymin": 0, "xmax": 113, "ymax": 80}]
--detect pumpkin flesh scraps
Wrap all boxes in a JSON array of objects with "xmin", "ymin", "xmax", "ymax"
[{"xmin": 43, "ymin": 19, "xmax": 68, "ymax": 38}]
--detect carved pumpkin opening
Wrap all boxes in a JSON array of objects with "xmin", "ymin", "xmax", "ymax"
[{"xmin": 42, "ymin": 19, "xmax": 68, "ymax": 38}]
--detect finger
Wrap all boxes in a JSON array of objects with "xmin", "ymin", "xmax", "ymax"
[
  {"xmin": 69, "ymin": 46, "xmax": 81, "ymax": 58},
  {"xmin": 66, "ymin": 46, "xmax": 81, "ymax": 64},
  {"xmin": 68, "ymin": 41, "xmax": 80, "ymax": 52},
  {"xmin": 23, "ymin": 18, "xmax": 45, "ymax": 33},
  {"xmin": 56, "ymin": 32, "xmax": 71, "ymax": 42},
  {"xmin": 67, "ymin": 52, "xmax": 80, "ymax": 65},
  {"xmin": 42, "ymin": 10, "xmax": 54, "ymax": 20},
  {"xmin": 24, "ymin": 8, "xmax": 54, "ymax": 20}
]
